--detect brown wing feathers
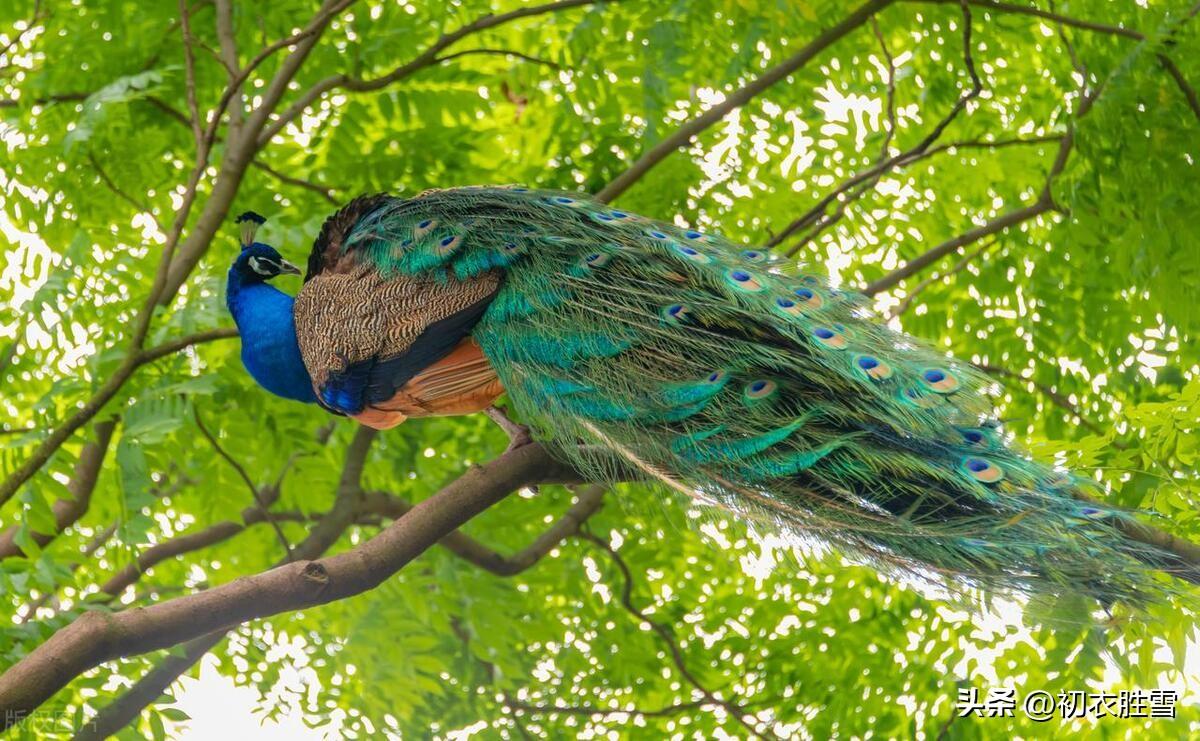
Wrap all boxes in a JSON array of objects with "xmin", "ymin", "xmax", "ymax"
[{"xmin": 294, "ymin": 195, "xmax": 505, "ymax": 426}]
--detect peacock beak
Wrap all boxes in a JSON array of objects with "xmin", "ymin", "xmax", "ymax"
[{"xmin": 279, "ymin": 259, "xmax": 302, "ymax": 276}]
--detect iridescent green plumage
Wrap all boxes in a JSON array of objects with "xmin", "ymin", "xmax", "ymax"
[{"xmin": 334, "ymin": 185, "xmax": 1178, "ymax": 604}]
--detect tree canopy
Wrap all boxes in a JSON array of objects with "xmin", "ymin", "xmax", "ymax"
[{"xmin": 1, "ymin": 0, "xmax": 1199, "ymax": 738}]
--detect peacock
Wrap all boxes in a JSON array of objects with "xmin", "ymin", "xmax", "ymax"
[{"xmin": 224, "ymin": 186, "xmax": 1188, "ymax": 605}]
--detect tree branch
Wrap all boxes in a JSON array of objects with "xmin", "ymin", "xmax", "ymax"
[
  {"xmin": 193, "ymin": 407, "xmax": 292, "ymax": 559},
  {"xmin": 178, "ymin": 0, "xmax": 204, "ymax": 149},
  {"xmin": 780, "ymin": 0, "xmax": 981, "ymax": 256},
  {"xmin": 887, "ymin": 237, "xmax": 998, "ymax": 318},
  {"xmin": 433, "ymin": 47, "xmax": 560, "ymax": 69},
  {"xmin": 87, "ymin": 152, "xmax": 165, "ymax": 236},
  {"xmin": 0, "ymin": 438, "xmax": 579, "ymax": 729},
  {"xmin": 213, "ymin": 0, "xmax": 244, "ymax": 138},
  {"xmin": 93, "ymin": 495, "xmax": 299, "ymax": 602},
  {"xmin": 256, "ymin": 0, "xmax": 603, "ymax": 149},
  {"xmin": 0, "ymin": 327, "xmax": 236, "ymax": 507},
  {"xmin": 595, "ymin": 0, "xmax": 894, "ymax": 203},
  {"xmin": 871, "ymin": 16, "xmax": 897, "ymax": 160},
  {"xmin": 361, "ymin": 484, "xmax": 604, "ymax": 576},
  {"xmin": 579, "ymin": 531, "xmax": 776, "ymax": 739},
  {"xmin": 0, "ymin": 420, "xmax": 117, "ymax": 560},
  {"xmin": 908, "ymin": 0, "xmax": 1200, "ymax": 120},
  {"xmin": 974, "ymin": 363, "xmax": 1105, "ymax": 435},
  {"xmin": 505, "ymin": 697, "xmax": 707, "ymax": 720},
  {"xmin": 75, "ymin": 426, "xmax": 378, "ymax": 738}
]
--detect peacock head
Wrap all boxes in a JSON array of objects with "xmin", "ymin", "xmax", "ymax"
[{"xmin": 230, "ymin": 211, "xmax": 302, "ymax": 284}]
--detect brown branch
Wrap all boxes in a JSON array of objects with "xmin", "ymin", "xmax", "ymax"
[
  {"xmin": 361, "ymin": 484, "xmax": 604, "ymax": 576},
  {"xmin": 779, "ymin": 0, "xmax": 981, "ymax": 256},
  {"xmin": 579, "ymin": 531, "xmax": 775, "ymax": 739},
  {"xmin": 0, "ymin": 0, "xmax": 43, "ymax": 66},
  {"xmin": 887, "ymin": 237, "xmax": 998, "ymax": 318},
  {"xmin": 178, "ymin": 0, "xmax": 204, "ymax": 149},
  {"xmin": 0, "ymin": 327, "xmax": 236, "ymax": 506},
  {"xmin": 974, "ymin": 363, "xmax": 1105, "ymax": 436},
  {"xmin": 0, "ymin": 92, "xmax": 88, "ymax": 108},
  {"xmin": 257, "ymin": 0, "xmax": 603, "ymax": 149},
  {"xmin": 908, "ymin": 0, "xmax": 1141, "ymax": 40},
  {"xmin": 94, "ymin": 498, "xmax": 300, "ymax": 601},
  {"xmin": 0, "ymin": 420, "xmax": 117, "ymax": 560},
  {"xmin": 250, "ymin": 160, "xmax": 340, "ymax": 204},
  {"xmin": 871, "ymin": 16, "xmax": 897, "ymax": 160},
  {"xmin": 17, "ymin": 523, "xmax": 118, "ymax": 624},
  {"xmin": 909, "ymin": 0, "xmax": 1200, "ymax": 120},
  {"xmin": 863, "ymin": 198, "xmax": 1051, "ymax": 296},
  {"xmin": 434, "ymin": 47, "xmax": 560, "ymax": 69},
  {"xmin": 75, "ymin": 426, "xmax": 378, "ymax": 739},
  {"xmin": 596, "ymin": 0, "xmax": 893, "ymax": 203},
  {"xmin": 505, "ymin": 697, "xmax": 707, "ymax": 720},
  {"xmin": 214, "ymin": 0, "xmax": 244, "ymax": 138},
  {"xmin": 1159, "ymin": 54, "xmax": 1200, "ymax": 121},
  {"xmin": 0, "ymin": 438, "xmax": 577, "ymax": 729}
]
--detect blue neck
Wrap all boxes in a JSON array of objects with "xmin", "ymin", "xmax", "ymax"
[{"xmin": 226, "ymin": 269, "xmax": 317, "ymax": 403}]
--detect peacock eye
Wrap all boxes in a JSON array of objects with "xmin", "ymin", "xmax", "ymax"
[
  {"xmin": 725, "ymin": 269, "xmax": 764, "ymax": 292},
  {"xmin": 962, "ymin": 456, "xmax": 1004, "ymax": 483},
  {"xmin": 812, "ymin": 326, "xmax": 847, "ymax": 349},
  {"xmin": 920, "ymin": 368, "xmax": 961, "ymax": 394},
  {"xmin": 661, "ymin": 303, "xmax": 690, "ymax": 323},
  {"xmin": 853, "ymin": 354, "xmax": 893, "ymax": 380}
]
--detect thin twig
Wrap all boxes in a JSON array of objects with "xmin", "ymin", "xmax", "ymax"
[
  {"xmin": 782, "ymin": 0, "xmax": 981, "ymax": 256},
  {"xmin": 193, "ymin": 407, "xmax": 293, "ymax": 560},
  {"xmin": 580, "ymin": 531, "xmax": 777, "ymax": 739},
  {"xmin": 434, "ymin": 47, "xmax": 560, "ymax": 69},
  {"xmin": 178, "ymin": 0, "xmax": 204, "ymax": 148},
  {"xmin": 87, "ymin": 152, "xmax": 166, "ymax": 235},
  {"xmin": 871, "ymin": 16, "xmax": 897, "ymax": 160},
  {"xmin": 361, "ymin": 485, "xmax": 605, "ymax": 576},
  {"xmin": 258, "ymin": 0, "xmax": 601, "ymax": 148},
  {"xmin": 597, "ymin": 0, "xmax": 893, "ymax": 203}
]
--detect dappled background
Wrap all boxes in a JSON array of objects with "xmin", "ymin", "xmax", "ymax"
[{"xmin": 2, "ymin": 0, "xmax": 1199, "ymax": 737}]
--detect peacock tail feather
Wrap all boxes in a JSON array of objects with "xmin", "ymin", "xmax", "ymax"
[{"xmin": 335, "ymin": 185, "xmax": 1178, "ymax": 605}]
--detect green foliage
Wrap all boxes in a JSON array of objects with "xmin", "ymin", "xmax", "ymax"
[{"xmin": 1, "ymin": 0, "xmax": 1198, "ymax": 738}]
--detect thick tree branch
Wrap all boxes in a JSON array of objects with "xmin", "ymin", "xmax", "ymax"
[
  {"xmin": 256, "ymin": 0, "xmax": 603, "ymax": 149},
  {"xmin": 595, "ymin": 0, "xmax": 894, "ymax": 203},
  {"xmin": 75, "ymin": 426, "xmax": 378, "ymax": 739},
  {"xmin": 361, "ymin": 484, "xmax": 604, "ymax": 576},
  {"xmin": 0, "ymin": 441, "xmax": 578, "ymax": 728},
  {"xmin": 0, "ymin": 420, "xmax": 117, "ymax": 560}
]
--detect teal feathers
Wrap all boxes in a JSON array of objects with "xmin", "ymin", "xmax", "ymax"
[{"xmin": 332, "ymin": 185, "xmax": 1179, "ymax": 604}]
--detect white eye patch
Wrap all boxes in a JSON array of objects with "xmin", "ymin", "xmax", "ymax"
[{"xmin": 248, "ymin": 256, "xmax": 279, "ymax": 276}]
